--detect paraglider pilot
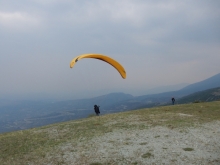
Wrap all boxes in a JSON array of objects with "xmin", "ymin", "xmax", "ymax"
[
  {"xmin": 171, "ymin": 97, "xmax": 175, "ymax": 105},
  {"xmin": 94, "ymin": 105, "xmax": 100, "ymax": 116}
]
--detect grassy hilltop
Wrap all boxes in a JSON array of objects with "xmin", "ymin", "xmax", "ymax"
[{"xmin": 0, "ymin": 101, "xmax": 220, "ymax": 165}]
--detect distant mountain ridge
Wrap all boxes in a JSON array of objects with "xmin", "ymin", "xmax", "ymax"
[
  {"xmin": 176, "ymin": 87, "xmax": 220, "ymax": 104},
  {"xmin": 178, "ymin": 73, "xmax": 220, "ymax": 95},
  {"xmin": 123, "ymin": 73, "xmax": 220, "ymax": 109}
]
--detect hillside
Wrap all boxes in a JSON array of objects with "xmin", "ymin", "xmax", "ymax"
[
  {"xmin": 109, "ymin": 73, "xmax": 220, "ymax": 110},
  {"xmin": 179, "ymin": 73, "xmax": 220, "ymax": 94},
  {"xmin": 177, "ymin": 87, "xmax": 220, "ymax": 104},
  {"xmin": 0, "ymin": 101, "xmax": 220, "ymax": 165},
  {"xmin": 107, "ymin": 86, "xmax": 220, "ymax": 111}
]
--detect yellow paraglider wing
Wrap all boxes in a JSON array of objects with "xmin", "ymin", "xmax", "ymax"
[{"xmin": 70, "ymin": 54, "xmax": 126, "ymax": 79}]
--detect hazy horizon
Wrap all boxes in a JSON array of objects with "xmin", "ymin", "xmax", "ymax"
[{"xmin": 1, "ymin": 0, "xmax": 220, "ymax": 100}]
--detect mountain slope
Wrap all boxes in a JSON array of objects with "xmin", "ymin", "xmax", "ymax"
[
  {"xmin": 114, "ymin": 73, "xmax": 220, "ymax": 110},
  {"xmin": 178, "ymin": 73, "xmax": 220, "ymax": 95},
  {"xmin": 0, "ymin": 101, "xmax": 220, "ymax": 164},
  {"xmin": 177, "ymin": 87, "xmax": 220, "ymax": 104},
  {"xmin": 1, "ymin": 73, "xmax": 220, "ymax": 133}
]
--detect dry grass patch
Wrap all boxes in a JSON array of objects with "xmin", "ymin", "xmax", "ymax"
[
  {"xmin": 142, "ymin": 152, "xmax": 154, "ymax": 158},
  {"xmin": 183, "ymin": 147, "xmax": 194, "ymax": 151}
]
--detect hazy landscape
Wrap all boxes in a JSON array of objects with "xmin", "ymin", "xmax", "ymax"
[{"xmin": 0, "ymin": 73, "xmax": 220, "ymax": 134}]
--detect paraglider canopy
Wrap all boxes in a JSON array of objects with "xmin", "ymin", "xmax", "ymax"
[{"xmin": 70, "ymin": 53, "xmax": 126, "ymax": 79}]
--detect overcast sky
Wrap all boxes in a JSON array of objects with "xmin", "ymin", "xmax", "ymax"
[{"xmin": 0, "ymin": 0, "xmax": 220, "ymax": 100}]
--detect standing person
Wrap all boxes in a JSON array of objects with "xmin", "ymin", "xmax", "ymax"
[
  {"xmin": 171, "ymin": 97, "xmax": 175, "ymax": 105},
  {"xmin": 94, "ymin": 105, "xmax": 100, "ymax": 116}
]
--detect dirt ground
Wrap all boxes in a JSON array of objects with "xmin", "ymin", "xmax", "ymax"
[{"xmin": 47, "ymin": 121, "xmax": 220, "ymax": 165}]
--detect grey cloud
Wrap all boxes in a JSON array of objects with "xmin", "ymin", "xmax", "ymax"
[{"xmin": 0, "ymin": 0, "xmax": 220, "ymax": 100}]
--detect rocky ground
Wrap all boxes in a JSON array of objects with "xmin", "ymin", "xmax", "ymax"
[{"xmin": 47, "ymin": 120, "xmax": 220, "ymax": 165}]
